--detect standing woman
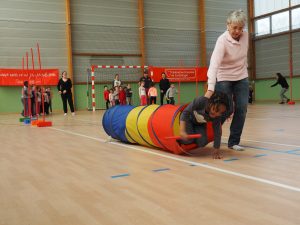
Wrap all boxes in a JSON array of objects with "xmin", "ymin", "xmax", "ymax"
[
  {"xmin": 205, "ymin": 9, "xmax": 249, "ymax": 151},
  {"xmin": 270, "ymin": 72, "xmax": 289, "ymax": 104},
  {"xmin": 57, "ymin": 71, "xmax": 75, "ymax": 116},
  {"xmin": 112, "ymin": 74, "xmax": 121, "ymax": 87},
  {"xmin": 159, "ymin": 72, "xmax": 170, "ymax": 105}
]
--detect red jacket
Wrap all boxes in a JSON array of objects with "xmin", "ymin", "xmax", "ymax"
[
  {"xmin": 119, "ymin": 90, "xmax": 126, "ymax": 102},
  {"xmin": 104, "ymin": 90, "xmax": 109, "ymax": 100}
]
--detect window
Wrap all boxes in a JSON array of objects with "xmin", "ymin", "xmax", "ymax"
[
  {"xmin": 292, "ymin": 8, "xmax": 300, "ymax": 29},
  {"xmin": 255, "ymin": 18, "xmax": 270, "ymax": 36},
  {"xmin": 291, "ymin": 0, "xmax": 300, "ymax": 6},
  {"xmin": 255, "ymin": 0, "xmax": 289, "ymax": 16},
  {"xmin": 272, "ymin": 11, "xmax": 289, "ymax": 33}
]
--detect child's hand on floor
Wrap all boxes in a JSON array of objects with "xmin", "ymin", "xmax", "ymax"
[{"xmin": 212, "ymin": 149, "xmax": 223, "ymax": 159}]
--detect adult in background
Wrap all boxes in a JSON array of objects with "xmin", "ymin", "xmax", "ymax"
[
  {"xmin": 113, "ymin": 74, "xmax": 121, "ymax": 87},
  {"xmin": 21, "ymin": 80, "xmax": 29, "ymax": 117},
  {"xmin": 57, "ymin": 71, "xmax": 75, "ymax": 116},
  {"xmin": 159, "ymin": 72, "xmax": 170, "ymax": 105},
  {"xmin": 205, "ymin": 9, "xmax": 249, "ymax": 151},
  {"xmin": 139, "ymin": 69, "xmax": 152, "ymax": 104},
  {"xmin": 270, "ymin": 72, "xmax": 290, "ymax": 104}
]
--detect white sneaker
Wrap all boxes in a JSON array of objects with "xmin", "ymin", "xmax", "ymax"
[
  {"xmin": 71, "ymin": 112, "xmax": 75, "ymax": 116},
  {"xmin": 64, "ymin": 113, "xmax": 67, "ymax": 116},
  {"xmin": 229, "ymin": 145, "xmax": 245, "ymax": 151}
]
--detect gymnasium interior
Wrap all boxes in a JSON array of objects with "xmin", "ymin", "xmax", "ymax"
[{"xmin": 0, "ymin": 1, "xmax": 299, "ymax": 225}]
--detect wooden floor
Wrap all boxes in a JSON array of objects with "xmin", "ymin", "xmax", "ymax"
[{"xmin": 1, "ymin": 103, "xmax": 300, "ymax": 225}]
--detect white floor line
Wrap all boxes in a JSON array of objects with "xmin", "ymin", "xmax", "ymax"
[
  {"xmin": 50, "ymin": 127, "xmax": 300, "ymax": 193},
  {"xmin": 222, "ymin": 137, "xmax": 300, "ymax": 148},
  {"xmin": 71, "ymin": 118, "xmax": 100, "ymax": 123}
]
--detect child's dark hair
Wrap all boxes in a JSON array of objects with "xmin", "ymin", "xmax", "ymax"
[
  {"xmin": 276, "ymin": 72, "xmax": 283, "ymax": 78},
  {"xmin": 208, "ymin": 92, "xmax": 230, "ymax": 112}
]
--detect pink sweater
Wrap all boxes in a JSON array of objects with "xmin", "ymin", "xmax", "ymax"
[{"xmin": 207, "ymin": 30, "xmax": 248, "ymax": 91}]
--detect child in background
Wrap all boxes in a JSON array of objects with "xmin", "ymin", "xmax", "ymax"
[
  {"xmin": 119, "ymin": 86, "xmax": 126, "ymax": 105},
  {"xmin": 103, "ymin": 85, "xmax": 110, "ymax": 109},
  {"xmin": 46, "ymin": 87, "xmax": 53, "ymax": 113},
  {"xmin": 166, "ymin": 83, "xmax": 178, "ymax": 105},
  {"xmin": 109, "ymin": 88, "xmax": 115, "ymax": 107},
  {"xmin": 179, "ymin": 92, "xmax": 230, "ymax": 159},
  {"xmin": 248, "ymin": 85, "xmax": 253, "ymax": 104},
  {"xmin": 148, "ymin": 82, "xmax": 158, "ymax": 104},
  {"xmin": 31, "ymin": 85, "xmax": 36, "ymax": 116},
  {"xmin": 36, "ymin": 86, "xmax": 42, "ymax": 115},
  {"xmin": 139, "ymin": 81, "xmax": 147, "ymax": 106},
  {"xmin": 113, "ymin": 86, "xmax": 120, "ymax": 105},
  {"xmin": 21, "ymin": 81, "xmax": 29, "ymax": 117},
  {"xmin": 126, "ymin": 84, "xmax": 133, "ymax": 105},
  {"xmin": 42, "ymin": 88, "xmax": 50, "ymax": 115}
]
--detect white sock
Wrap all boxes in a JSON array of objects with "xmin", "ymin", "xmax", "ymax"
[{"xmin": 230, "ymin": 145, "xmax": 245, "ymax": 151}]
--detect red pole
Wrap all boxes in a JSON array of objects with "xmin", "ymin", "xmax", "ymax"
[
  {"xmin": 37, "ymin": 43, "xmax": 46, "ymax": 120},
  {"xmin": 26, "ymin": 52, "xmax": 29, "ymax": 70},
  {"xmin": 288, "ymin": 32, "xmax": 295, "ymax": 104},
  {"xmin": 37, "ymin": 43, "xmax": 42, "ymax": 70},
  {"xmin": 31, "ymin": 48, "xmax": 35, "ymax": 70}
]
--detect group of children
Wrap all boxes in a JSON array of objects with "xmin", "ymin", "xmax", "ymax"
[
  {"xmin": 103, "ymin": 82, "xmax": 178, "ymax": 109},
  {"xmin": 138, "ymin": 81, "xmax": 177, "ymax": 106},
  {"xmin": 103, "ymin": 84, "xmax": 133, "ymax": 109},
  {"xmin": 21, "ymin": 81, "xmax": 53, "ymax": 117}
]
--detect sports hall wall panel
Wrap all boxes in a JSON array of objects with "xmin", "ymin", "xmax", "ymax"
[
  {"xmin": 293, "ymin": 32, "xmax": 300, "ymax": 76},
  {"xmin": 71, "ymin": 0, "xmax": 140, "ymax": 83},
  {"xmin": 255, "ymin": 35, "xmax": 290, "ymax": 79},
  {"xmin": 144, "ymin": 0, "xmax": 201, "ymax": 66},
  {"xmin": 205, "ymin": 0, "xmax": 248, "ymax": 65},
  {"xmin": 0, "ymin": 0, "xmax": 67, "ymax": 71}
]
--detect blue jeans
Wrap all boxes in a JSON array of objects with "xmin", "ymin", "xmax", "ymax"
[
  {"xmin": 280, "ymin": 88, "xmax": 289, "ymax": 102},
  {"xmin": 215, "ymin": 78, "xmax": 249, "ymax": 147}
]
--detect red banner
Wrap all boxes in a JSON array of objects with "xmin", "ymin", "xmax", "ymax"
[
  {"xmin": 149, "ymin": 67, "xmax": 208, "ymax": 83},
  {"xmin": 0, "ymin": 69, "xmax": 59, "ymax": 86}
]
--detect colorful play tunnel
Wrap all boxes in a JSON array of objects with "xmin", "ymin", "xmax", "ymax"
[{"xmin": 102, "ymin": 105, "xmax": 214, "ymax": 155}]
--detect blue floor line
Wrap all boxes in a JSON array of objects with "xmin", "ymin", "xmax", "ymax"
[
  {"xmin": 253, "ymin": 154, "xmax": 267, "ymax": 158},
  {"xmin": 111, "ymin": 173, "xmax": 130, "ymax": 179},
  {"xmin": 152, "ymin": 168, "xmax": 170, "ymax": 172},
  {"xmin": 223, "ymin": 158, "xmax": 239, "ymax": 162}
]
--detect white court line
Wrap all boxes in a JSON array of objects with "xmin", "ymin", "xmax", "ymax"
[
  {"xmin": 66, "ymin": 118, "xmax": 100, "ymax": 123},
  {"xmin": 50, "ymin": 127, "xmax": 300, "ymax": 193},
  {"xmin": 222, "ymin": 136, "xmax": 300, "ymax": 148}
]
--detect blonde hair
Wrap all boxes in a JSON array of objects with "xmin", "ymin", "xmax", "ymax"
[{"xmin": 227, "ymin": 9, "xmax": 247, "ymax": 25}]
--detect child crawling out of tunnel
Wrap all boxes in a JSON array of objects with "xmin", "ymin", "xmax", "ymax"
[{"xmin": 179, "ymin": 92, "xmax": 230, "ymax": 159}]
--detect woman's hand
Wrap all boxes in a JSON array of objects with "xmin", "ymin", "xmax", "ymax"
[
  {"xmin": 212, "ymin": 148, "xmax": 223, "ymax": 159},
  {"xmin": 58, "ymin": 91, "xmax": 62, "ymax": 94},
  {"xmin": 204, "ymin": 90, "xmax": 214, "ymax": 98},
  {"xmin": 63, "ymin": 90, "xmax": 67, "ymax": 94}
]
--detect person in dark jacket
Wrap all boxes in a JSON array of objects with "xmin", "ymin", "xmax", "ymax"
[
  {"xmin": 270, "ymin": 73, "xmax": 290, "ymax": 104},
  {"xmin": 159, "ymin": 72, "xmax": 170, "ymax": 105},
  {"xmin": 179, "ymin": 92, "xmax": 230, "ymax": 159},
  {"xmin": 57, "ymin": 71, "xmax": 75, "ymax": 115}
]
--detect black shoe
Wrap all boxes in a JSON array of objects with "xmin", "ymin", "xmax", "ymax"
[
  {"xmin": 279, "ymin": 101, "xmax": 284, "ymax": 104},
  {"xmin": 287, "ymin": 99, "xmax": 290, "ymax": 103}
]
